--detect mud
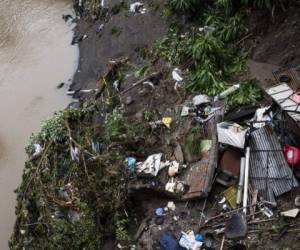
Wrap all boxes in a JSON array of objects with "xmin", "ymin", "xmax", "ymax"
[
  {"xmin": 248, "ymin": 2, "xmax": 300, "ymax": 66},
  {"xmin": 70, "ymin": 0, "xmax": 169, "ymax": 94}
]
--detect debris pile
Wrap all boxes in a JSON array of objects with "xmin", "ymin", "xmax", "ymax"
[{"xmin": 9, "ymin": 0, "xmax": 300, "ymax": 249}]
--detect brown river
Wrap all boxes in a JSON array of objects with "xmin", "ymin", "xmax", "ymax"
[{"xmin": 0, "ymin": 0, "xmax": 78, "ymax": 248}]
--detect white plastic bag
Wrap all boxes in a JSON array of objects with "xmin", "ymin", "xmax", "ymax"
[{"xmin": 217, "ymin": 122, "xmax": 248, "ymax": 149}]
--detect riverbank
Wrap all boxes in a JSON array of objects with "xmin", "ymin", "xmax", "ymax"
[
  {"xmin": 10, "ymin": 0, "xmax": 300, "ymax": 249},
  {"xmin": 0, "ymin": 1, "xmax": 78, "ymax": 249}
]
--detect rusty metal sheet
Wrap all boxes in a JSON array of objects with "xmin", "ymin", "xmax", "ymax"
[
  {"xmin": 181, "ymin": 159, "xmax": 210, "ymax": 200},
  {"xmin": 220, "ymin": 149, "xmax": 241, "ymax": 177}
]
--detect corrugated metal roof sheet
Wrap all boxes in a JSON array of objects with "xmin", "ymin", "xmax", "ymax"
[{"xmin": 249, "ymin": 126, "xmax": 298, "ymax": 203}]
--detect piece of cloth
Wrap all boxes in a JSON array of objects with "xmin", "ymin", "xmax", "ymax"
[{"xmin": 159, "ymin": 231, "xmax": 181, "ymax": 250}]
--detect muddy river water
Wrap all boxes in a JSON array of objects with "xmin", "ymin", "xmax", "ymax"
[{"xmin": 0, "ymin": 0, "xmax": 78, "ymax": 248}]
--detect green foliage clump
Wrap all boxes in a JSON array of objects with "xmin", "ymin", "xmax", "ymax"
[
  {"xmin": 104, "ymin": 110, "xmax": 127, "ymax": 143},
  {"xmin": 228, "ymin": 80, "xmax": 263, "ymax": 107},
  {"xmin": 169, "ymin": 0, "xmax": 199, "ymax": 12},
  {"xmin": 11, "ymin": 102, "xmax": 144, "ymax": 249}
]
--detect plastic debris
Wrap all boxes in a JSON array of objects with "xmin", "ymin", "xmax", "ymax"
[
  {"xmin": 280, "ymin": 208, "xmax": 300, "ymax": 218},
  {"xmin": 193, "ymin": 94, "xmax": 210, "ymax": 106},
  {"xmin": 251, "ymin": 106, "xmax": 273, "ymax": 128},
  {"xmin": 179, "ymin": 231, "xmax": 203, "ymax": 250},
  {"xmin": 155, "ymin": 207, "xmax": 165, "ymax": 217},
  {"xmin": 217, "ymin": 122, "xmax": 248, "ymax": 149},
  {"xmin": 70, "ymin": 145, "xmax": 79, "ymax": 162},
  {"xmin": 162, "ymin": 117, "xmax": 172, "ymax": 129},
  {"xmin": 284, "ymin": 144, "xmax": 300, "ymax": 165},
  {"xmin": 225, "ymin": 212, "xmax": 247, "ymax": 239},
  {"xmin": 159, "ymin": 231, "xmax": 181, "ymax": 250},
  {"xmin": 199, "ymin": 26, "xmax": 215, "ymax": 33},
  {"xmin": 33, "ymin": 144, "xmax": 43, "ymax": 156},
  {"xmin": 168, "ymin": 161, "xmax": 179, "ymax": 177},
  {"xmin": 260, "ymin": 204, "xmax": 274, "ymax": 218},
  {"xmin": 136, "ymin": 153, "xmax": 166, "ymax": 176},
  {"xmin": 224, "ymin": 186, "xmax": 238, "ymax": 209},
  {"xmin": 127, "ymin": 157, "xmax": 137, "ymax": 173},
  {"xmin": 195, "ymin": 234, "xmax": 203, "ymax": 242},
  {"xmin": 130, "ymin": 2, "xmax": 146, "ymax": 14},
  {"xmin": 167, "ymin": 201, "xmax": 176, "ymax": 211},
  {"xmin": 181, "ymin": 106, "xmax": 190, "ymax": 116},
  {"xmin": 165, "ymin": 178, "xmax": 185, "ymax": 193},
  {"xmin": 172, "ymin": 68, "xmax": 183, "ymax": 82},
  {"xmin": 218, "ymin": 84, "xmax": 240, "ymax": 99}
]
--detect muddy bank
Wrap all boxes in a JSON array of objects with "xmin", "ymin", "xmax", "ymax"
[
  {"xmin": 246, "ymin": 2, "xmax": 300, "ymax": 66},
  {"xmin": 0, "ymin": 0, "xmax": 78, "ymax": 249},
  {"xmin": 9, "ymin": 0, "xmax": 300, "ymax": 249},
  {"xmin": 70, "ymin": 0, "xmax": 169, "ymax": 93}
]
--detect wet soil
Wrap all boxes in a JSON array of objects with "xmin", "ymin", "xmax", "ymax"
[
  {"xmin": 71, "ymin": 0, "xmax": 169, "ymax": 94},
  {"xmin": 247, "ymin": 2, "xmax": 300, "ymax": 66}
]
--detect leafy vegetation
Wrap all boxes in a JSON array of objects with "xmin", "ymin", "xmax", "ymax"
[
  {"xmin": 155, "ymin": 0, "xmax": 265, "ymax": 105},
  {"xmin": 169, "ymin": 0, "xmax": 199, "ymax": 12},
  {"xmin": 11, "ymin": 100, "xmax": 147, "ymax": 249}
]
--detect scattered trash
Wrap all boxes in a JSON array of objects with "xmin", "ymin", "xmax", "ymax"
[
  {"xmin": 56, "ymin": 82, "xmax": 65, "ymax": 89},
  {"xmin": 70, "ymin": 145, "xmax": 79, "ymax": 162},
  {"xmin": 192, "ymin": 94, "xmax": 210, "ymax": 107},
  {"xmin": 62, "ymin": 14, "xmax": 73, "ymax": 22},
  {"xmin": 155, "ymin": 207, "xmax": 165, "ymax": 217},
  {"xmin": 195, "ymin": 233, "xmax": 203, "ymax": 242},
  {"xmin": 129, "ymin": 2, "xmax": 147, "ymax": 14},
  {"xmin": 159, "ymin": 231, "xmax": 181, "ymax": 250},
  {"xmin": 33, "ymin": 144, "xmax": 43, "ymax": 156},
  {"xmin": 172, "ymin": 68, "xmax": 183, "ymax": 82},
  {"xmin": 217, "ymin": 84, "xmax": 240, "ymax": 99},
  {"xmin": 280, "ymin": 208, "xmax": 300, "ymax": 218},
  {"xmin": 127, "ymin": 157, "xmax": 136, "ymax": 173},
  {"xmin": 165, "ymin": 178, "xmax": 185, "ymax": 193},
  {"xmin": 251, "ymin": 106, "xmax": 273, "ymax": 128},
  {"xmin": 167, "ymin": 201, "xmax": 176, "ymax": 211},
  {"xmin": 181, "ymin": 105, "xmax": 190, "ymax": 116},
  {"xmin": 162, "ymin": 117, "xmax": 172, "ymax": 129},
  {"xmin": 259, "ymin": 204, "xmax": 274, "ymax": 218},
  {"xmin": 284, "ymin": 144, "xmax": 300, "ymax": 165},
  {"xmin": 217, "ymin": 122, "xmax": 247, "ymax": 149},
  {"xmin": 199, "ymin": 26, "xmax": 215, "ymax": 33},
  {"xmin": 179, "ymin": 231, "xmax": 203, "ymax": 250},
  {"xmin": 168, "ymin": 161, "xmax": 179, "ymax": 177},
  {"xmin": 224, "ymin": 186, "xmax": 238, "ymax": 209},
  {"xmin": 225, "ymin": 212, "xmax": 247, "ymax": 239},
  {"xmin": 71, "ymin": 34, "xmax": 88, "ymax": 45},
  {"xmin": 136, "ymin": 153, "xmax": 166, "ymax": 176}
]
